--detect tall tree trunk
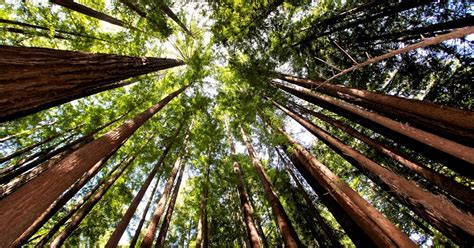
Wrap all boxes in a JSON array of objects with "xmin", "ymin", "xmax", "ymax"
[
  {"xmin": 226, "ymin": 128, "xmax": 263, "ymax": 248},
  {"xmin": 279, "ymin": 74, "xmax": 474, "ymax": 145},
  {"xmin": 0, "ymin": 111, "xmax": 127, "ymax": 184},
  {"xmin": 50, "ymin": 0, "xmax": 129, "ymax": 29},
  {"xmin": 273, "ymin": 101, "xmax": 474, "ymax": 245},
  {"xmin": 290, "ymin": 101, "xmax": 474, "ymax": 207},
  {"xmin": 0, "ymin": 45, "xmax": 184, "ymax": 122},
  {"xmin": 0, "ymin": 85, "xmax": 187, "ymax": 247},
  {"xmin": 156, "ymin": 1, "xmax": 192, "ymax": 36},
  {"xmin": 0, "ymin": 18, "xmax": 114, "ymax": 43},
  {"xmin": 140, "ymin": 130, "xmax": 190, "ymax": 248},
  {"xmin": 273, "ymin": 82, "xmax": 474, "ymax": 177},
  {"xmin": 276, "ymin": 148, "xmax": 343, "ymax": 248},
  {"xmin": 34, "ymin": 152, "xmax": 129, "ymax": 247},
  {"xmin": 240, "ymin": 127, "xmax": 303, "ymax": 248},
  {"xmin": 118, "ymin": 0, "xmax": 167, "ymax": 32},
  {"xmin": 262, "ymin": 112, "xmax": 417, "ymax": 247},
  {"xmin": 195, "ymin": 163, "xmax": 209, "ymax": 248},
  {"xmin": 154, "ymin": 164, "xmax": 186, "ymax": 248},
  {"xmin": 129, "ymin": 177, "xmax": 161, "ymax": 248},
  {"xmin": 49, "ymin": 154, "xmax": 137, "ymax": 247},
  {"xmin": 105, "ymin": 124, "xmax": 183, "ymax": 248}
]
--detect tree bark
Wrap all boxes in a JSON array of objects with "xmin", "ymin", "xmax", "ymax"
[
  {"xmin": 140, "ymin": 130, "xmax": 190, "ymax": 248},
  {"xmin": 226, "ymin": 129, "xmax": 263, "ymax": 248},
  {"xmin": 279, "ymin": 72, "xmax": 474, "ymax": 146},
  {"xmin": 50, "ymin": 0, "xmax": 128, "ymax": 28},
  {"xmin": 289, "ymin": 101, "xmax": 474, "ymax": 207},
  {"xmin": 273, "ymin": 101, "xmax": 474, "ymax": 246},
  {"xmin": 195, "ymin": 163, "xmax": 209, "ymax": 248},
  {"xmin": 154, "ymin": 163, "xmax": 186, "ymax": 248},
  {"xmin": 49, "ymin": 154, "xmax": 137, "ymax": 247},
  {"xmin": 157, "ymin": 1, "xmax": 192, "ymax": 36},
  {"xmin": 240, "ymin": 127, "xmax": 302, "ymax": 248},
  {"xmin": 129, "ymin": 176, "xmax": 161, "ymax": 248},
  {"xmin": 273, "ymin": 82, "xmax": 474, "ymax": 178},
  {"xmin": 0, "ymin": 45, "xmax": 184, "ymax": 122},
  {"xmin": 0, "ymin": 85, "xmax": 187, "ymax": 247},
  {"xmin": 105, "ymin": 125, "xmax": 182, "ymax": 248},
  {"xmin": 276, "ymin": 148, "xmax": 342, "ymax": 248}
]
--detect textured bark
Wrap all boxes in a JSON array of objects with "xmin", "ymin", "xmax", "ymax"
[
  {"xmin": 241, "ymin": 127, "xmax": 302, "ymax": 248},
  {"xmin": 50, "ymin": 0, "xmax": 127, "ymax": 28},
  {"xmin": 271, "ymin": 125, "xmax": 416, "ymax": 247},
  {"xmin": 274, "ymin": 101, "xmax": 474, "ymax": 245},
  {"xmin": 276, "ymin": 148, "xmax": 342, "ymax": 248},
  {"xmin": 140, "ymin": 132, "xmax": 190, "ymax": 248},
  {"xmin": 227, "ymin": 131, "xmax": 263, "ymax": 248},
  {"xmin": 0, "ymin": 45, "xmax": 184, "ymax": 122},
  {"xmin": 129, "ymin": 177, "xmax": 161, "ymax": 248},
  {"xmin": 105, "ymin": 126, "xmax": 181, "ymax": 248},
  {"xmin": 49, "ymin": 155, "xmax": 137, "ymax": 247},
  {"xmin": 154, "ymin": 164, "xmax": 185, "ymax": 248},
  {"xmin": 290, "ymin": 101, "xmax": 474, "ymax": 207},
  {"xmin": 0, "ymin": 18, "xmax": 113, "ymax": 43},
  {"xmin": 279, "ymin": 74, "xmax": 474, "ymax": 146},
  {"xmin": 274, "ymin": 82, "xmax": 474, "ymax": 177},
  {"xmin": 0, "ymin": 85, "xmax": 187, "ymax": 247}
]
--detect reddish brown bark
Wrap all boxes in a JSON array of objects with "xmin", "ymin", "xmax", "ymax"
[
  {"xmin": 290, "ymin": 101, "xmax": 474, "ymax": 207},
  {"xmin": 50, "ymin": 0, "xmax": 127, "ymax": 28},
  {"xmin": 105, "ymin": 126, "xmax": 181, "ymax": 248},
  {"xmin": 140, "ymin": 133, "xmax": 190, "ymax": 248},
  {"xmin": 241, "ymin": 127, "xmax": 302, "ymax": 248},
  {"xmin": 154, "ymin": 164, "xmax": 185, "ymax": 248},
  {"xmin": 276, "ymin": 148, "xmax": 342, "ymax": 248},
  {"xmin": 0, "ymin": 45, "xmax": 184, "ymax": 122},
  {"xmin": 274, "ymin": 82, "xmax": 474, "ymax": 177},
  {"xmin": 0, "ymin": 85, "xmax": 187, "ymax": 247},
  {"xmin": 49, "ymin": 154, "xmax": 137, "ymax": 247},
  {"xmin": 129, "ymin": 175, "xmax": 161, "ymax": 248},
  {"xmin": 266, "ymin": 120, "xmax": 416, "ymax": 247},
  {"xmin": 227, "ymin": 132, "xmax": 263, "ymax": 248},
  {"xmin": 279, "ymin": 74, "xmax": 474, "ymax": 145},
  {"xmin": 273, "ymin": 100, "xmax": 474, "ymax": 245}
]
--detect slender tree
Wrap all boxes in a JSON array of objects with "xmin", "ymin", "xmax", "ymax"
[
  {"xmin": 195, "ymin": 162, "xmax": 209, "ymax": 248},
  {"xmin": 154, "ymin": 163, "xmax": 186, "ymax": 248},
  {"xmin": 272, "ymin": 100, "xmax": 474, "ymax": 245},
  {"xmin": 0, "ymin": 85, "xmax": 187, "ymax": 247},
  {"xmin": 105, "ymin": 124, "xmax": 183, "ymax": 247},
  {"xmin": 240, "ymin": 127, "xmax": 302, "ymax": 248},
  {"xmin": 156, "ymin": 0, "xmax": 192, "ymax": 36},
  {"xmin": 0, "ymin": 45, "xmax": 184, "ymax": 122}
]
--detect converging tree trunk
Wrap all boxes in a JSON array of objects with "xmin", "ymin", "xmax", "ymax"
[
  {"xmin": 226, "ymin": 128, "xmax": 263, "ymax": 248},
  {"xmin": 156, "ymin": 1, "xmax": 192, "ymax": 36},
  {"xmin": 272, "ymin": 100, "xmax": 474, "ymax": 245},
  {"xmin": 154, "ymin": 164, "xmax": 186, "ymax": 248},
  {"xmin": 0, "ymin": 45, "xmax": 184, "ymax": 122},
  {"xmin": 0, "ymin": 85, "xmax": 187, "ymax": 247},
  {"xmin": 240, "ymin": 127, "xmax": 303, "ymax": 248},
  {"xmin": 105, "ymin": 125, "xmax": 183, "ymax": 248},
  {"xmin": 195, "ymin": 163, "xmax": 209, "ymax": 248}
]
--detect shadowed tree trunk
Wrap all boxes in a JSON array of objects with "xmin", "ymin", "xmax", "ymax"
[
  {"xmin": 0, "ymin": 45, "xmax": 184, "ymax": 122},
  {"xmin": 50, "ymin": 0, "xmax": 129, "ymax": 28},
  {"xmin": 272, "ymin": 100, "xmax": 474, "ymax": 245},
  {"xmin": 226, "ymin": 128, "xmax": 263, "ymax": 248},
  {"xmin": 140, "ymin": 130, "xmax": 190, "ymax": 248},
  {"xmin": 195, "ymin": 162, "xmax": 209, "ymax": 248},
  {"xmin": 276, "ymin": 148, "xmax": 343, "ymax": 248},
  {"xmin": 278, "ymin": 73, "xmax": 474, "ymax": 145},
  {"xmin": 240, "ymin": 127, "xmax": 303, "ymax": 248},
  {"xmin": 154, "ymin": 164, "xmax": 186, "ymax": 248},
  {"xmin": 261, "ymin": 112, "xmax": 416, "ymax": 247},
  {"xmin": 273, "ymin": 82, "xmax": 474, "ymax": 178},
  {"xmin": 0, "ymin": 85, "xmax": 187, "ymax": 247},
  {"xmin": 156, "ymin": 1, "xmax": 192, "ymax": 36},
  {"xmin": 129, "ymin": 176, "xmax": 161, "ymax": 248},
  {"xmin": 49, "ymin": 154, "xmax": 138, "ymax": 247},
  {"xmin": 289, "ymin": 101, "xmax": 474, "ymax": 207},
  {"xmin": 105, "ymin": 124, "xmax": 183, "ymax": 248}
]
